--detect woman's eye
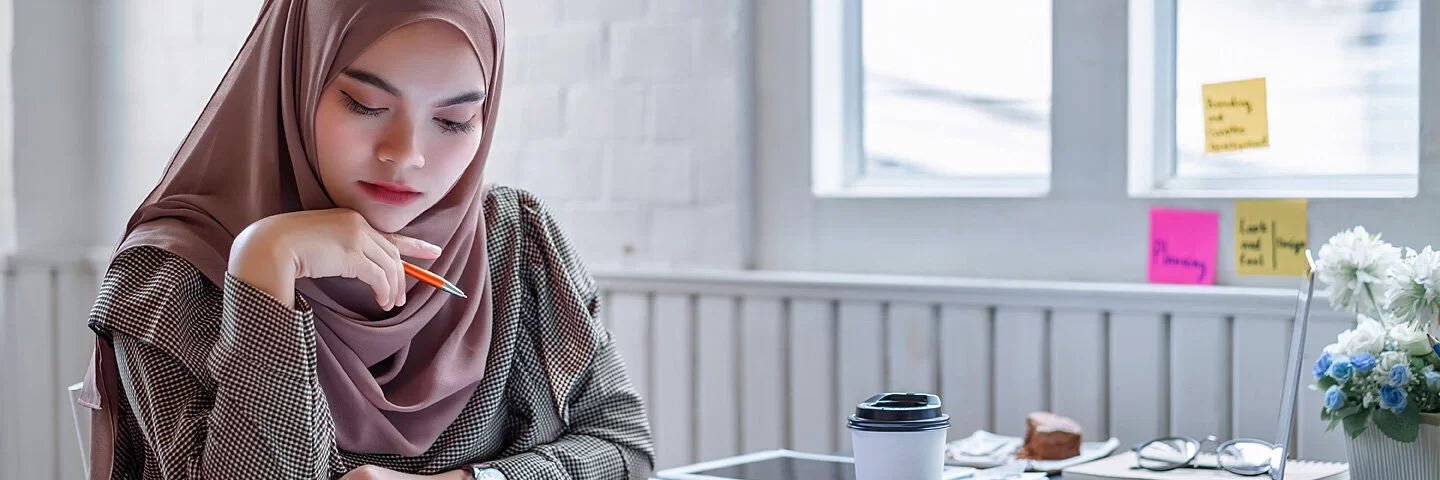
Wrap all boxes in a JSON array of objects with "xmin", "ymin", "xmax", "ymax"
[
  {"xmin": 339, "ymin": 91, "xmax": 385, "ymax": 116},
  {"xmin": 435, "ymin": 116, "xmax": 476, "ymax": 134}
]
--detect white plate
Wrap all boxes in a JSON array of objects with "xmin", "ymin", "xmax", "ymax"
[{"xmin": 945, "ymin": 430, "xmax": 1122, "ymax": 473}]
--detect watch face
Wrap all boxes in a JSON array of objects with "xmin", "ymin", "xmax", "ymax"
[{"xmin": 475, "ymin": 467, "xmax": 504, "ymax": 480}]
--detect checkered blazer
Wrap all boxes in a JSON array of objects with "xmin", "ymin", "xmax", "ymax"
[{"xmin": 87, "ymin": 186, "xmax": 655, "ymax": 479}]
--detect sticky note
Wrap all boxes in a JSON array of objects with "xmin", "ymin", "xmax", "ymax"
[
  {"xmin": 1236, "ymin": 200, "xmax": 1308, "ymax": 276},
  {"xmin": 1149, "ymin": 208, "xmax": 1218, "ymax": 285},
  {"xmin": 1202, "ymin": 78, "xmax": 1269, "ymax": 154}
]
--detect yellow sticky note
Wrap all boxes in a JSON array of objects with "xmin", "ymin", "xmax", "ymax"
[
  {"xmin": 1203, "ymin": 78, "xmax": 1269, "ymax": 154},
  {"xmin": 1236, "ymin": 200, "xmax": 1308, "ymax": 276}
]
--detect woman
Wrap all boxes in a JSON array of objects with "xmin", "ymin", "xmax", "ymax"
[{"xmin": 78, "ymin": 1, "xmax": 654, "ymax": 479}]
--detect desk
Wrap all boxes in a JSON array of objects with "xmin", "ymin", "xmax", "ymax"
[{"xmin": 650, "ymin": 449, "xmax": 1067, "ymax": 479}]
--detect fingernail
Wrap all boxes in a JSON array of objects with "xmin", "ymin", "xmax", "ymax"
[{"xmin": 424, "ymin": 242, "xmax": 442, "ymax": 254}]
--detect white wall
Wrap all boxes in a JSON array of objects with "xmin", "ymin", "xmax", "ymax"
[
  {"xmin": 92, "ymin": 0, "xmax": 263, "ymax": 251},
  {"xmin": 490, "ymin": 0, "xmax": 749, "ymax": 270},
  {"xmin": 12, "ymin": 0, "xmax": 94, "ymax": 254},
  {"xmin": 756, "ymin": 0, "xmax": 1440, "ymax": 288},
  {"xmin": 0, "ymin": 0, "xmax": 12, "ymax": 253}
]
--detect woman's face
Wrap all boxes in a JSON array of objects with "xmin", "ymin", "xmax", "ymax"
[{"xmin": 314, "ymin": 20, "xmax": 486, "ymax": 233}]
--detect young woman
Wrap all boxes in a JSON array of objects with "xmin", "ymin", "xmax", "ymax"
[{"xmin": 79, "ymin": 1, "xmax": 654, "ymax": 479}]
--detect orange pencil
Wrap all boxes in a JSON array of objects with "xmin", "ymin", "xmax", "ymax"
[{"xmin": 403, "ymin": 261, "xmax": 467, "ymax": 298}]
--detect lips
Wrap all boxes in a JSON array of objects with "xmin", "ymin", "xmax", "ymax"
[{"xmin": 360, "ymin": 181, "xmax": 422, "ymax": 206}]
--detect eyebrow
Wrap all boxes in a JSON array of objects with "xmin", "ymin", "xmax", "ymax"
[
  {"xmin": 341, "ymin": 68, "xmax": 486, "ymax": 108},
  {"xmin": 435, "ymin": 90, "xmax": 486, "ymax": 108}
]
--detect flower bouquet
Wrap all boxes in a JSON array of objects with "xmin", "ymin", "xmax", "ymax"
[{"xmin": 1312, "ymin": 227, "xmax": 1440, "ymax": 478}]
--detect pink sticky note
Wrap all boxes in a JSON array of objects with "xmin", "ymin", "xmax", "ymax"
[{"xmin": 1148, "ymin": 208, "xmax": 1218, "ymax": 285}]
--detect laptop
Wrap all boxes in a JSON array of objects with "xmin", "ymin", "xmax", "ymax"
[{"xmin": 1271, "ymin": 249, "xmax": 1318, "ymax": 480}]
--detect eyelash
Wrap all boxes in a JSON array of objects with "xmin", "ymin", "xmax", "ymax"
[
  {"xmin": 340, "ymin": 91, "xmax": 384, "ymax": 116},
  {"xmin": 438, "ymin": 116, "xmax": 477, "ymax": 134},
  {"xmin": 339, "ymin": 90, "xmax": 477, "ymax": 135}
]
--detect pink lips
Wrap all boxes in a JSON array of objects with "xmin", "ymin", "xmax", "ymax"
[{"xmin": 360, "ymin": 181, "xmax": 421, "ymax": 206}]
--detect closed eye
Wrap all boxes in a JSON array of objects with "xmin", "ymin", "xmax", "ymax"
[
  {"xmin": 340, "ymin": 90, "xmax": 385, "ymax": 116},
  {"xmin": 435, "ymin": 115, "xmax": 477, "ymax": 134}
]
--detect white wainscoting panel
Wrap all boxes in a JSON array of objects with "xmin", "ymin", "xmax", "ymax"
[
  {"xmin": 0, "ymin": 258, "xmax": 1361, "ymax": 478},
  {"xmin": 592, "ymin": 268, "xmax": 1354, "ymax": 469},
  {"xmin": 2, "ymin": 253, "xmax": 101, "ymax": 480}
]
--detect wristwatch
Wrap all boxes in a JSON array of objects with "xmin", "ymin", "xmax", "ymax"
[{"xmin": 470, "ymin": 465, "xmax": 505, "ymax": 480}]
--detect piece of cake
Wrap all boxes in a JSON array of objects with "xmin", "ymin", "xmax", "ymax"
[{"xmin": 1015, "ymin": 412, "xmax": 1082, "ymax": 460}]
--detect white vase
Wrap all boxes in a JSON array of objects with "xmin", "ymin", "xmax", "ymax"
[{"xmin": 1344, "ymin": 413, "xmax": 1440, "ymax": 480}]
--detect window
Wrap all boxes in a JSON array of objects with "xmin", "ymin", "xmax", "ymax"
[
  {"xmin": 1129, "ymin": 0, "xmax": 1420, "ymax": 198},
  {"xmin": 811, "ymin": 0, "xmax": 1053, "ymax": 198}
]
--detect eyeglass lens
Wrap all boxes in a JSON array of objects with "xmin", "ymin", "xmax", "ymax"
[{"xmin": 1136, "ymin": 438, "xmax": 1199, "ymax": 470}]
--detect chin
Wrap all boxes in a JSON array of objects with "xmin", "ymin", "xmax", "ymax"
[
  {"xmin": 345, "ymin": 203, "xmax": 414, "ymax": 233},
  {"xmin": 366, "ymin": 212, "xmax": 414, "ymax": 233}
]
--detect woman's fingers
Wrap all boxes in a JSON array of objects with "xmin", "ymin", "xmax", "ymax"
[
  {"xmin": 386, "ymin": 233, "xmax": 443, "ymax": 259},
  {"xmin": 347, "ymin": 254, "xmax": 391, "ymax": 309},
  {"xmin": 359, "ymin": 238, "xmax": 402, "ymax": 310},
  {"xmin": 368, "ymin": 231, "xmax": 409, "ymax": 308}
]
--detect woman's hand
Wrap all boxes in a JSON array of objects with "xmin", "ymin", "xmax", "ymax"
[
  {"xmin": 228, "ymin": 208, "xmax": 442, "ymax": 309},
  {"xmin": 339, "ymin": 465, "xmax": 471, "ymax": 480}
]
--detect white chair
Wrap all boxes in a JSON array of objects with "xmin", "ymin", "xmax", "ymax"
[{"xmin": 67, "ymin": 381, "xmax": 90, "ymax": 479}]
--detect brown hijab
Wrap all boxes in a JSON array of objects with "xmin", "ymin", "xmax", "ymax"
[{"xmin": 92, "ymin": 0, "xmax": 506, "ymax": 457}]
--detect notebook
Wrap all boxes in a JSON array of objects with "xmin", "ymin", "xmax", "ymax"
[{"xmin": 1062, "ymin": 452, "xmax": 1347, "ymax": 480}]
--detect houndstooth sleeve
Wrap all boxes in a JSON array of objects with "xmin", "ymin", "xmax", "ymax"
[
  {"xmin": 98, "ymin": 246, "xmax": 338, "ymax": 479},
  {"xmin": 485, "ymin": 189, "xmax": 656, "ymax": 480},
  {"xmin": 486, "ymin": 330, "xmax": 656, "ymax": 479}
]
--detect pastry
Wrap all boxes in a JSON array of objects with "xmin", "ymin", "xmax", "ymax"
[{"xmin": 1016, "ymin": 411, "xmax": 1082, "ymax": 460}]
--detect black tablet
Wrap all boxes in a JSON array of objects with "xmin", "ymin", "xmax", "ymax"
[{"xmin": 654, "ymin": 450, "xmax": 976, "ymax": 480}]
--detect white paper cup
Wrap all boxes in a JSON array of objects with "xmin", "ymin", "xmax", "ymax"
[{"xmin": 848, "ymin": 393, "xmax": 950, "ymax": 480}]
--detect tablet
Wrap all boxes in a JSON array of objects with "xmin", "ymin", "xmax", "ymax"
[{"xmin": 654, "ymin": 449, "xmax": 977, "ymax": 480}]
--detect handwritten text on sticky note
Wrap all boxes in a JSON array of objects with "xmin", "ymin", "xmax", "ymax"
[
  {"xmin": 1203, "ymin": 78, "xmax": 1269, "ymax": 154},
  {"xmin": 1236, "ymin": 200, "xmax": 1308, "ymax": 276},
  {"xmin": 1149, "ymin": 208, "xmax": 1218, "ymax": 285}
]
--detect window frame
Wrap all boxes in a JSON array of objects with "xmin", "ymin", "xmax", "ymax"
[
  {"xmin": 1125, "ymin": 0, "xmax": 1419, "ymax": 199},
  {"xmin": 809, "ymin": 0, "xmax": 1051, "ymax": 199}
]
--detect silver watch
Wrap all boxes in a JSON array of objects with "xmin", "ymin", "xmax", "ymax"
[{"xmin": 470, "ymin": 465, "xmax": 505, "ymax": 480}]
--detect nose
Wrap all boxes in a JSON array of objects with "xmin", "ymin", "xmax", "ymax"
[{"xmin": 375, "ymin": 116, "xmax": 425, "ymax": 168}]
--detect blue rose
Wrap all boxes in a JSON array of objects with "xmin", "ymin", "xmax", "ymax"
[
  {"xmin": 1315, "ymin": 352, "xmax": 1334, "ymax": 378},
  {"xmin": 1426, "ymin": 370, "xmax": 1440, "ymax": 390},
  {"xmin": 1325, "ymin": 385, "xmax": 1345, "ymax": 411},
  {"xmin": 1351, "ymin": 353, "xmax": 1377, "ymax": 373},
  {"xmin": 1380, "ymin": 385, "xmax": 1408, "ymax": 414},
  {"xmin": 1328, "ymin": 358, "xmax": 1354, "ymax": 383},
  {"xmin": 1391, "ymin": 364, "xmax": 1411, "ymax": 387}
]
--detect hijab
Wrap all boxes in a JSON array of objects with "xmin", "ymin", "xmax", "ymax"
[{"xmin": 95, "ymin": 0, "xmax": 505, "ymax": 456}]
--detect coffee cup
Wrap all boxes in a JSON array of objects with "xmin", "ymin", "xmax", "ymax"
[{"xmin": 848, "ymin": 392, "xmax": 950, "ymax": 480}]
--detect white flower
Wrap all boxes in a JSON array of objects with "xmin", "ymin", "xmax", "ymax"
[
  {"xmin": 1317, "ymin": 227, "xmax": 1402, "ymax": 318},
  {"xmin": 1386, "ymin": 246, "xmax": 1440, "ymax": 328},
  {"xmin": 1338, "ymin": 315, "xmax": 1388, "ymax": 356},
  {"xmin": 1381, "ymin": 350, "xmax": 1411, "ymax": 372},
  {"xmin": 1389, "ymin": 323, "xmax": 1433, "ymax": 356},
  {"xmin": 1364, "ymin": 391, "xmax": 1378, "ymax": 408},
  {"xmin": 1324, "ymin": 343, "xmax": 1346, "ymax": 356}
]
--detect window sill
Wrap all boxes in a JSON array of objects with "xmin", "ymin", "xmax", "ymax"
[
  {"xmin": 1129, "ymin": 175, "xmax": 1418, "ymax": 199},
  {"xmin": 813, "ymin": 175, "xmax": 1050, "ymax": 199}
]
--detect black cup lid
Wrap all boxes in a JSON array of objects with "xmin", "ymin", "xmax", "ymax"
[{"xmin": 847, "ymin": 393, "xmax": 950, "ymax": 432}]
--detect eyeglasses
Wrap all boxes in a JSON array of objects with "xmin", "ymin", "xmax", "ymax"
[{"xmin": 1132, "ymin": 435, "xmax": 1281, "ymax": 476}]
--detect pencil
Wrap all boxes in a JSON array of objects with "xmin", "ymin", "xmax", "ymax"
[{"xmin": 403, "ymin": 261, "xmax": 467, "ymax": 298}]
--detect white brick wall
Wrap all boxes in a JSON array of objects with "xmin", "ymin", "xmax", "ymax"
[
  {"xmin": 494, "ymin": 1, "xmax": 747, "ymax": 269},
  {"xmin": 100, "ymin": 0, "xmax": 748, "ymax": 270}
]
